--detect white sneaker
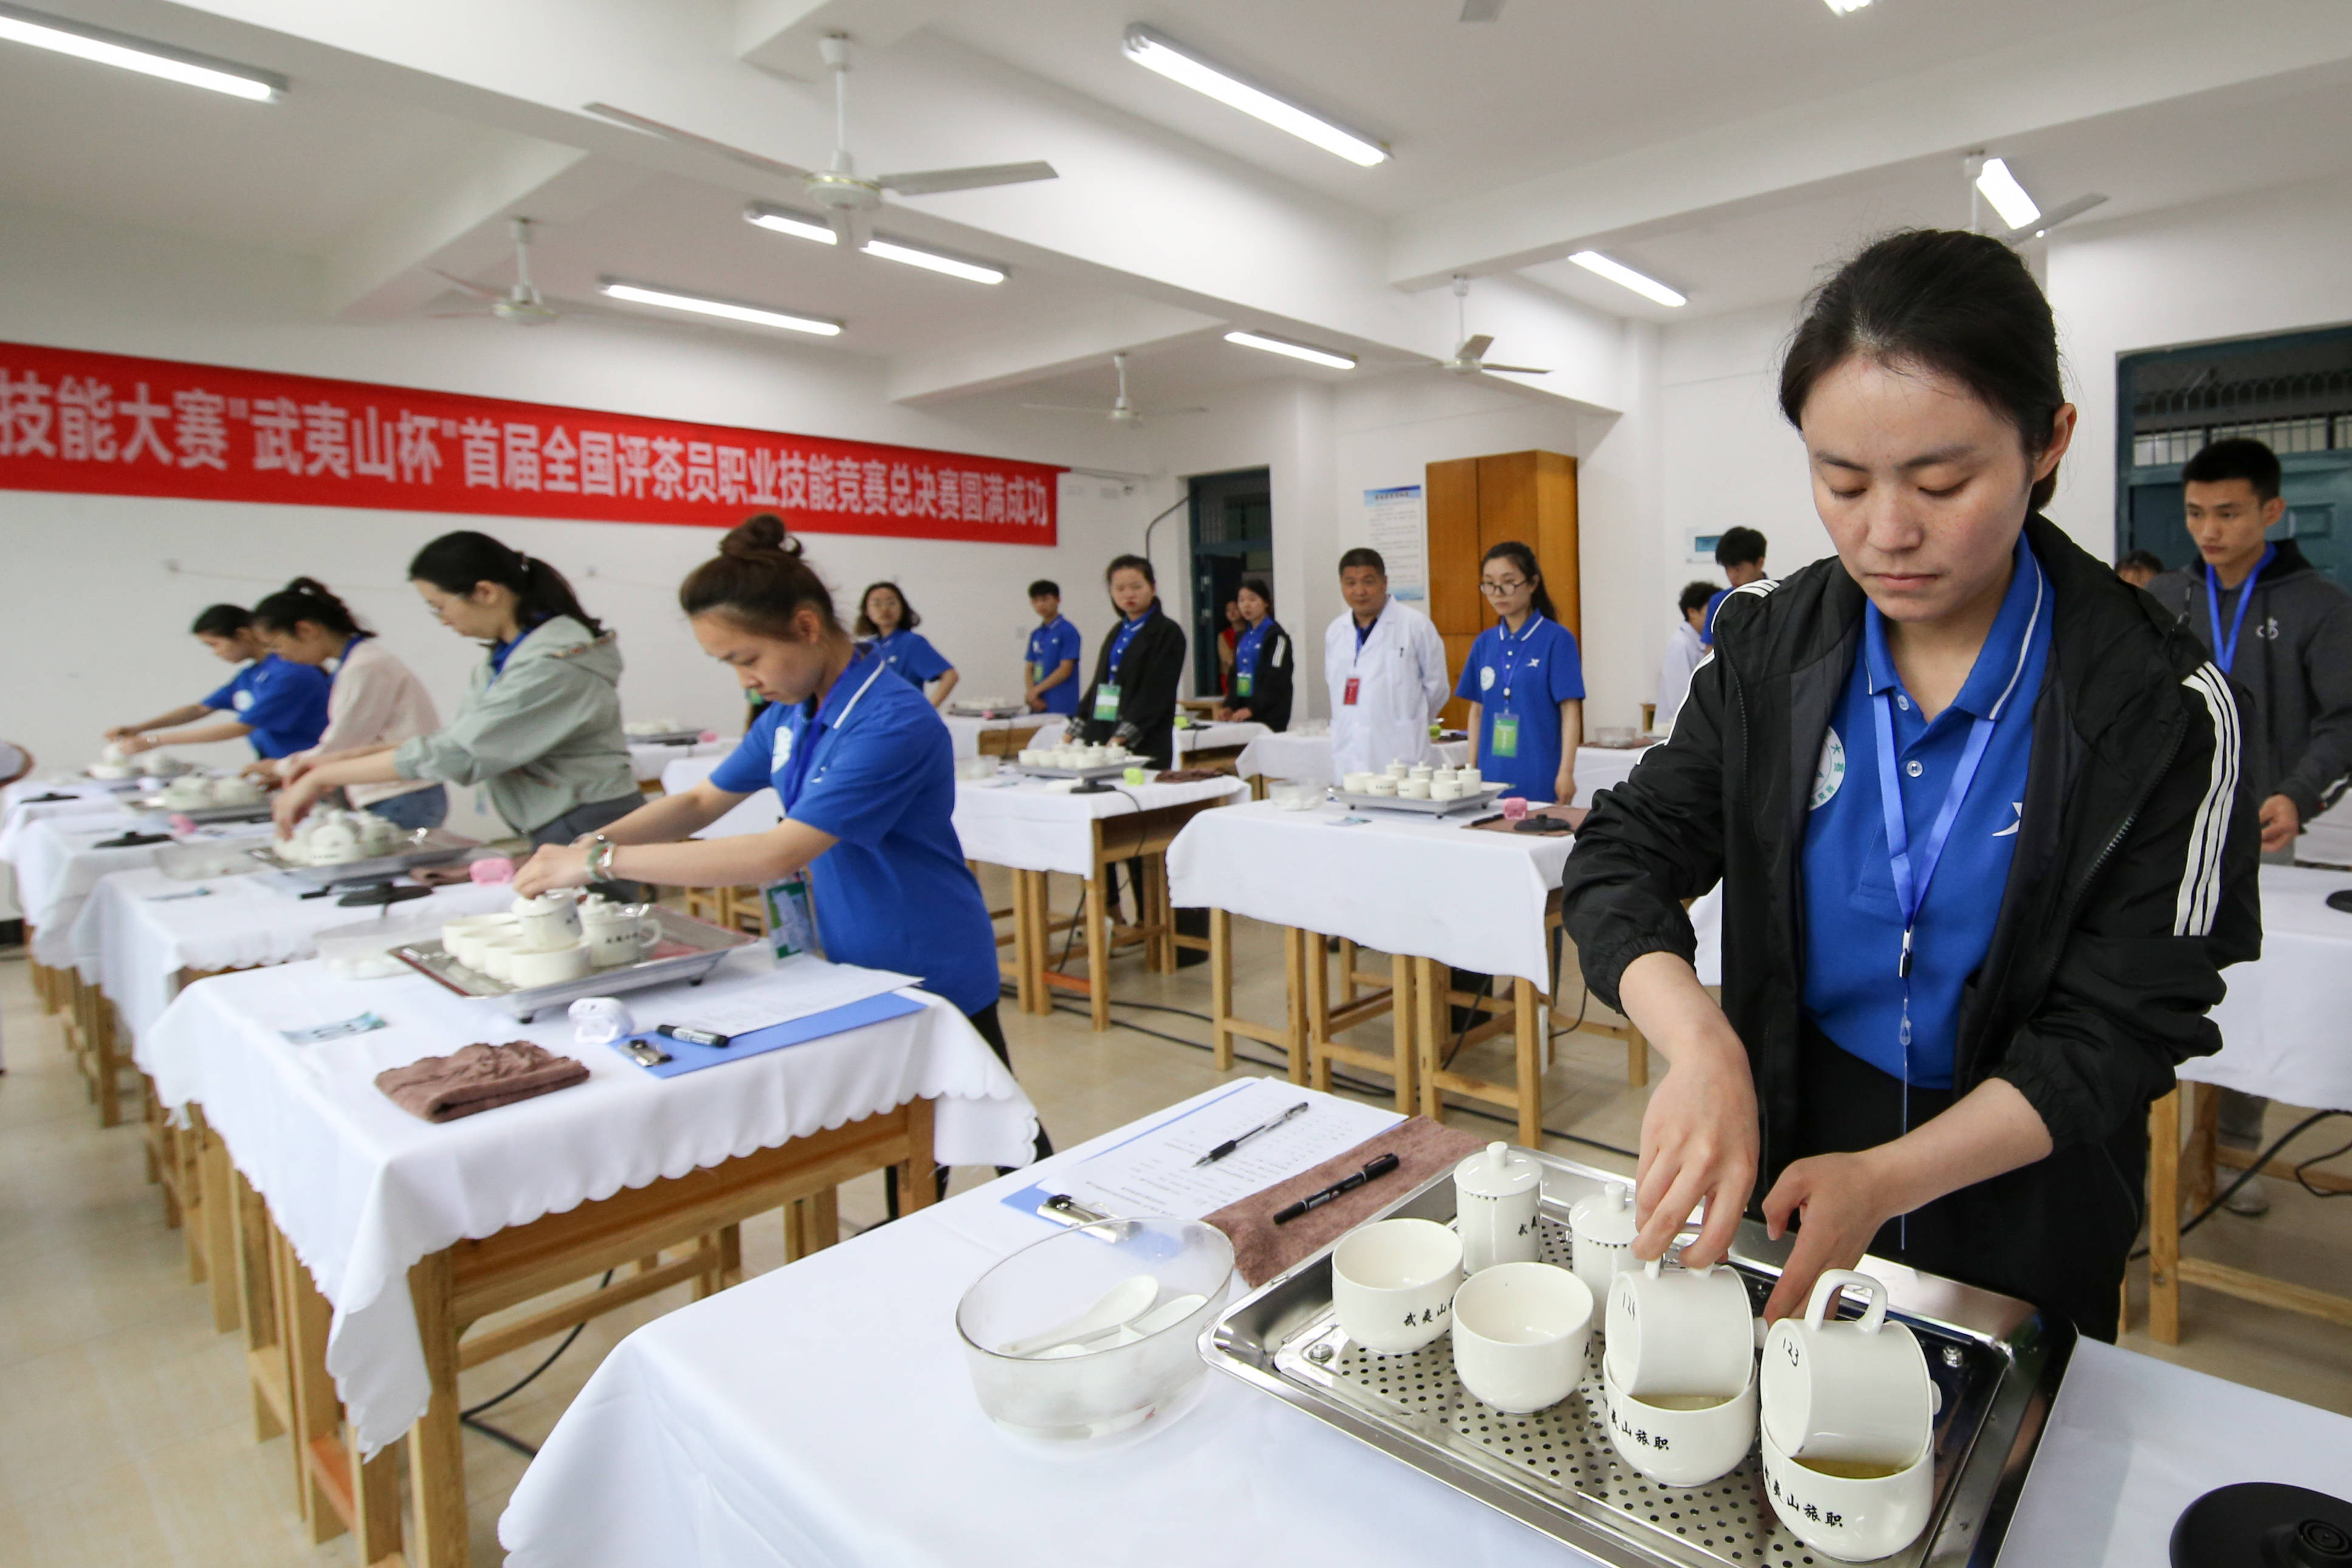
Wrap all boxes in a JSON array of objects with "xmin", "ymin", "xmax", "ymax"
[{"xmin": 2222, "ymin": 1174, "xmax": 2271, "ymax": 1217}]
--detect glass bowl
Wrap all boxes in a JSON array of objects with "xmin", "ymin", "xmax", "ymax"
[{"xmin": 955, "ymin": 1216, "xmax": 1234, "ymax": 1442}]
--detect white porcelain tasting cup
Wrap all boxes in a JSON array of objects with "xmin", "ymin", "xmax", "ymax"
[
  {"xmin": 1432, "ymin": 767, "xmax": 1459, "ymax": 786},
  {"xmin": 1431, "ymin": 782, "xmax": 1461, "ymax": 803},
  {"xmin": 1459, "ymin": 768, "xmax": 1484, "ymax": 790},
  {"xmin": 1569, "ymin": 1180, "xmax": 1637, "ymax": 1307},
  {"xmin": 1450, "ymin": 1262, "xmax": 1593, "ymax": 1414},
  {"xmin": 1400, "ymin": 778, "xmax": 1432, "ymax": 800},
  {"xmin": 305, "ymin": 819, "xmax": 363, "ymax": 864},
  {"xmin": 211, "ymin": 774, "xmax": 264, "ymax": 805},
  {"xmin": 582, "ymin": 903, "xmax": 662, "ymax": 968},
  {"xmin": 1454, "ymin": 1141, "xmax": 1542, "ymax": 1274},
  {"xmin": 1366, "ymin": 776, "xmax": 1398, "ymax": 797},
  {"xmin": 1343, "ymin": 772, "xmax": 1373, "ymax": 795},
  {"xmin": 1332, "ymin": 1219, "xmax": 1463, "ymax": 1355},
  {"xmin": 1759, "ymin": 1420, "xmax": 1935, "ymax": 1562},
  {"xmin": 1603, "ymin": 1349, "xmax": 1759, "ymax": 1489},
  {"xmin": 1606, "ymin": 1256, "xmax": 1756, "ymax": 1401},
  {"xmin": 477, "ymin": 934, "xmax": 531, "ymax": 983},
  {"xmin": 1385, "ymin": 761, "xmax": 1410, "ymax": 778},
  {"xmin": 1017, "ymin": 749, "xmax": 1041, "ymax": 766},
  {"xmin": 1759, "ymin": 1271, "xmax": 1935, "ymax": 1471},
  {"xmin": 508, "ymin": 941, "xmax": 595, "ymax": 988},
  {"xmin": 1407, "ymin": 764, "xmax": 1432, "ymax": 783},
  {"xmin": 512, "ymin": 891, "xmax": 585, "ymax": 953},
  {"xmin": 441, "ymin": 915, "xmax": 515, "ymax": 974}
]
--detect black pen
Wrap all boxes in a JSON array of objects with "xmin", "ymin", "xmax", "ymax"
[
  {"xmin": 655, "ymin": 1023, "xmax": 732, "ymax": 1048},
  {"xmin": 1273, "ymin": 1152, "xmax": 1401, "ymax": 1224},
  {"xmin": 1193, "ymin": 1100, "xmax": 1310, "ymax": 1166}
]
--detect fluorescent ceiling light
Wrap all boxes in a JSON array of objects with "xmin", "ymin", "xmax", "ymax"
[
  {"xmin": 1974, "ymin": 157, "xmax": 2040, "ymax": 231},
  {"xmin": 1823, "ymin": 0, "xmax": 1872, "ymax": 13},
  {"xmin": 0, "ymin": 3, "xmax": 283, "ymax": 100},
  {"xmin": 1123, "ymin": 25, "xmax": 1388, "ymax": 167},
  {"xmin": 599, "ymin": 279, "xmax": 841, "ymax": 337},
  {"xmin": 860, "ymin": 238, "xmax": 1006, "ymax": 285},
  {"xmin": 744, "ymin": 204, "xmax": 837, "ymax": 245},
  {"xmin": 1223, "ymin": 330, "xmax": 1356, "ymax": 370},
  {"xmin": 1567, "ymin": 251, "xmax": 1687, "ymax": 308}
]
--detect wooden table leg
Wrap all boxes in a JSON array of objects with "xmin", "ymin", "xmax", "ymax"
[
  {"xmin": 1209, "ymin": 907, "xmax": 1235, "ymax": 1071},
  {"xmin": 409, "ymin": 1248, "xmax": 467, "ymax": 1568},
  {"xmin": 1009, "ymin": 869, "xmax": 1038, "ymax": 1017},
  {"xmin": 1414, "ymin": 957, "xmax": 1445, "ymax": 1122},
  {"xmin": 1628, "ymin": 1022, "xmax": 1650, "ymax": 1089},
  {"xmin": 1513, "ymin": 976, "xmax": 1543, "ymax": 1147},
  {"xmin": 286, "ymin": 1246, "xmax": 345, "ymax": 1542},
  {"xmin": 2148, "ymin": 1087, "xmax": 2182, "ymax": 1345},
  {"xmin": 1340, "ymin": 938, "xmax": 1360, "ymax": 1005},
  {"xmin": 2187, "ymin": 1081, "xmax": 2219, "ymax": 1213},
  {"xmin": 234, "ymin": 1174, "xmax": 286, "ymax": 1443},
  {"xmin": 93, "ymin": 989, "xmax": 123, "ymax": 1129},
  {"xmin": 201, "ymin": 1119, "xmax": 241, "ymax": 1333},
  {"xmin": 1282, "ymin": 925, "xmax": 1308, "ymax": 1083},
  {"xmin": 896, "ymin": 1096, "xmax": 939, "ymax": 1214},
  {"xmin": 1305, "ymin": 929, "xmax": 1333, "ymax": 1092},
  {"xmin": 1084, "ymin": 873, "xmax": 1112, "ymax": 1033}
]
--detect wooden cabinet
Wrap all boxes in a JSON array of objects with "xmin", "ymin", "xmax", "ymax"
[{"xmin": 1425, "ymin": 450, "xmax": 1579, "ymax": 730}]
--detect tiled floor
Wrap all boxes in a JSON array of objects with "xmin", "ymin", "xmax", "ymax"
[{"xmin": 5, "ymin": 882, "xmax": 2351, "ymax": 1564}]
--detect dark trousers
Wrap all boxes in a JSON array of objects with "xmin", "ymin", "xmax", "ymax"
[
  {"xmin": 530, "ymin": 794, "xmax": 653, "ymax": 903},
  {"xmin": 1788, "ymin": 1022, "xmax": 2144, "ymax": 1343},
  {"xmin": 885, "ymin": 1002, "xmax": 1053, "ymax": 1216}
]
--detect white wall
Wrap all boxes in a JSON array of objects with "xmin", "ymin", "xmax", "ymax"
[
  {"xmin": 2045, "ymin": 167, "xmax": 2352, "ymax": 553},
  {"xmin": 0, "ymin": 202, "xmax": 1157, "ymax": 799}
]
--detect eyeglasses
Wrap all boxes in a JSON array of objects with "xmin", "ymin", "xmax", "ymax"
[{"xmin": 1479, "ymin": 577, "xmax": 1528, "ymax": 595}]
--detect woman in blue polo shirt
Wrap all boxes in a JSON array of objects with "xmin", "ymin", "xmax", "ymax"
[
  {"xmin": 856, "ymin": 582, "xmax": 958, "ymax": 708},
  {"xmin": 514, "ymin": 515, "xmax": 1048, "ymax": 1177},
  {"xmin": 106, "ymin": 602, "xmax": 332, "ymax": 763},
  {"xmin": 1457, "ymin": 542, "xmax": 1584, "ymax": 803},
  {"xmin": 1216, "ymin": 576, "xmax": 1295, "ymax": 731}
]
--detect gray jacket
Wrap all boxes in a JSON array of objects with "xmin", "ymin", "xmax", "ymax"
[
  {"xmin": 2148, "ymin": 540, "xmax": 2352, "ymax": 821},
  {"xmin": 394, "ymin": 616, "xmax": 635, "ymax": 834}
]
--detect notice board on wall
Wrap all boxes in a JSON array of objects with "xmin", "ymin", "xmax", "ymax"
[
  {"xmin": 1363, "ymin": 484, "xmax": 1428, "ymax": 601},
  {"xmin": 0, "ymin": 340, "xmax": 1061, "ymax": 545}
]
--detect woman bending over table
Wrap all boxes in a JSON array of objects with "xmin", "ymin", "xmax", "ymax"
[
  {"xmin": 106, "ymin": 602, "xmax": 331, "ymax": 765},
  {"xmin": 252, "ymin": 577, "xmax": 447, "ymax": 831},
  {"xmin": 1559, "ymin": 229, "xmax": 2260, "ymax": 1341}
]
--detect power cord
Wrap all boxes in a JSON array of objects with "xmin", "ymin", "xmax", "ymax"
[
  {"xmin": 458, "ymin": 1268, "xmax": 616, "ymax": 1458},
  {"xmin": 2129, "ymin": 1109, "xmax": 2350, "ymax": 1260}
]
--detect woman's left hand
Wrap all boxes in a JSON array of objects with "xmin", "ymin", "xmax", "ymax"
[
  {"xmin": 272, "ymin": 774, "xmax": 326, "ymax": 836},
  {"xmin": 514, "ymin": 844, "xmax": 591, "ymax": 898},
  {"xmin": 1758, "ymin": 1150, "xmax": 1905, "ymax": 1322},
  {"xmin": 1554, "ymin": 768, "xmax": 1577, "ymax": 807}
]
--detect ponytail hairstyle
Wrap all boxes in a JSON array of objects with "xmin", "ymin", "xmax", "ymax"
[
  {"xmin": 853, "ymin": 582, "xmax": 919, "ymax": 636},
  {"xmin": 252, "ymin": 577, "xmax": 369, "ymax": 640},
  {"xmin": 190, "ymin": 603, "xmax": 252, "ymax": 638},
  {"xmin": 407, "ymin": 531, "xmax": 605, "ymax": 636},
  {"xmin": 1481, "ymin": 540, "xmax": 1558, "ymax": 623},
  {"xmin": 679, "ymin": 514, "xmax": 841, "ymax": 640}
]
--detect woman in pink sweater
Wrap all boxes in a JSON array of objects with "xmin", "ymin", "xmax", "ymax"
[{"xmin": 252, "ymin": 578, "xmax": 448, "ymax": 830}]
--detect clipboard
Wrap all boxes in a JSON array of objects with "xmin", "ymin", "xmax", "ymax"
[{"xmin": 616, "ymin": 991, "xmax": 927, "ymax": 1078}]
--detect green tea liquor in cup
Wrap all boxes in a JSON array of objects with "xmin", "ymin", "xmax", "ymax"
[{"xmin": 1759, "ymin": 1270, "xmax": 1936, "ymax": 1472}]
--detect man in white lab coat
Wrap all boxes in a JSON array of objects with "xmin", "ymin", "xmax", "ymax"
[{"xmin": 1324, "ymin": 547, "xmax": 1451, "ymax": 782}]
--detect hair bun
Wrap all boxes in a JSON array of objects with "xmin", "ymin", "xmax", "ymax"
[
  {"xmin": 720, "ymin": 513, "xmax": 799, "ymax": 560},
  {"xmin": 286, "ymin": 576, "xmax": 327, "ymax": 595}
]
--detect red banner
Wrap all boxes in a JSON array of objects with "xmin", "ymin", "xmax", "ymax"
[{"xmin": 0, "ymin": 340, "xmax": 1059, "ymax": 545}]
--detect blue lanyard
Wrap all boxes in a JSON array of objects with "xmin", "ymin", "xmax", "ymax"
[
  {"xmin": 781, "ymin": 656, "xmax": 889, "ymax": 811},
  {"xmin": 1109, "ymin": 613, "xmax": 1148, "ymax": 678},
  {"xmin": 2204, "ymin": 545, "xmax": 2274, "ymax": 675},
  {"xmin": 1494, "ymin": 613, "xmax": 1546, "ymax": 704},
  {"xmin": 1235, "ymin": 620, "xmax": 1270, "ymax": 676}
]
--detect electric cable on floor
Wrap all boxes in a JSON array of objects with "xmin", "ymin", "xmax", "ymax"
[
  {"xmin": 458, "ymin": 1268, "xmax": 616, "ymax": 1458},
  {"xmin": 2128, "ymin": 1109, "xmax": 2350, "ymax": 1260}
]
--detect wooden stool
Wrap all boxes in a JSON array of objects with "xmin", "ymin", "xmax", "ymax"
[
  {"xmin": 61, "ymin": 969, "xmax": 129, "ymax": 1127},
  {"xmin": 1306, "ymin": 940, "xmax": 1415, "ymax": 1112},
  {"xmin": 1412, "ymin": 959, "xmax": 1547, "ymax": 1146},
  {"xmin": 1205, "ymin": 911, "xmax": 1310, "ymax": 1083}
]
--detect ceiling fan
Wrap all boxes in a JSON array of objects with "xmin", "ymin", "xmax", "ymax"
[
  {"xmin": 585, "ymin": 35, "xmax": 1056, "ymax": 251},
  {"xmin": 428, "ymin": 217, "xmax": 560, "ymax": 326},
  {"xmin": 1020, "ymin": 353, "xmax": 1206, "ymax": 428},
  {"xmin": 1434, "ymin": 275, "xmax": 1550, "ymax": 376}
]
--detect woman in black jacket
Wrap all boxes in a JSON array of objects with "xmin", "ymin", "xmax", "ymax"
[
  {"xmin": 1077, "ymin": 554, "xmax": 1187, "ymax": 763},
  {"xmin": 1560, "ymin": 230, "xmax": 2260, "ymax": 1342},
  {"xmin": 1217, "ymin": 576, "xmax": 1295, "ymax": 731}
]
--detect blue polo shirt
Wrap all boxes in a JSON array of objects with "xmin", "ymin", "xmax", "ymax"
[
  {"xmin": 867, "ymin": 628, "xmax": 953, "ymax": 688},
  {"xmin": 706, "ymin": 649, "xmax": 999, "ymax": 1014},
  {"xmin": 201, "ymin": 653, "xmax": 331, "ymax": 760},
  {"xmin": 1454, "ymin": 614, "xmax": 1586, "ymax": 800},
  {"xmin": 1801, "ymin": 534, "xmax": 2052, "ymax": 1088},
  {"xmin": 1702, "ymin": 588, "xmax": 1732, "ymax": 644},
  {"xmin": 1025, "ymin": 616, "xmax": 1082, "ymax": 715},
  {"xmin": 1233, "ymin": 619, "xmax": 1279, "ymax": 701}
]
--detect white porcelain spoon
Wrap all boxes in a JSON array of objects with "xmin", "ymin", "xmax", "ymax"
[{"xmin": 995, "ymin": 1274, "xmax": 1159, "ymax": 1359}]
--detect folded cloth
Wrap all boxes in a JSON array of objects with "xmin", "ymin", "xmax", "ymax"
[
  {"xmin": 1204, "ymin": 1116, "xmax": 1487, "ymax": 1287},
  {"xmin": 375, "ymin": 1040, "xmax": 590, "ymax": 1123},
  {"xmin": 1154, "ymin": 767, "xmax": 1226, "ymax": 784}
]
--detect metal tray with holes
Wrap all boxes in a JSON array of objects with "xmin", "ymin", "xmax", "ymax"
[{"xmin": 1203, "ymin": 1152, "xmax": 2071, "ymax": 1568}]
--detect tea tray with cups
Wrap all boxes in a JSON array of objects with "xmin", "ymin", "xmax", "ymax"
[
  {"xmin": 391, "ymin": 905, "xmax": 754, "ymax": 1021},
  {"xmin": 131, "ymin": 797, "xmax": 273, "ymax": 825},
  {"xmin": 624, "ymin": 727, "xmax": 706, "ymax": 747},
  {"xmin": 1327, "ymin": 783, "xmax": 1508, "ymax": 818},
  {"xmin": 1204, "ymin": 1148, "xmax": 2068, "ymax": 1568},
  {"xmin": 246, "ymin": 826, "xmax": 477, "ymax": 890}
]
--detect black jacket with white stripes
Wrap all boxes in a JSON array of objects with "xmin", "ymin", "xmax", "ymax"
[{"xmin": 1561, "ymin": 515, "xmax": 2261, "ymax": 1185}]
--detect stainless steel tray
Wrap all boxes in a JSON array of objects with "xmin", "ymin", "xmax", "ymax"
[
  {"xmin": 391, "ymin": 906, "xmax": 755, "ymax": 1020},
  {"xmin": 1329, "ymin": 783, "xmax": 1509, "ymax": 817},
  {"xmin": 246, "ymin": 827, "xmax": 477, "ymax": 888},
  {"xmin": 131, "ymin": 794, "xmax": 273, "ymax": 825},
  {"xmin": 1015, "ymin": 763, "xmax": 1137, "ymax": 781},
  {"xmin": 1203, "ymin": 1152, "xmax": 2069, "ymax": 1568},
  {"xmin": 625, "ymin": 729, "xmax": 707, "ymax": 747}
]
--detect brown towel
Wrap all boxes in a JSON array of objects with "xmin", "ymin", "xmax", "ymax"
[
  {"xmin": 1154, "ymin": 766, "xmax": 1228, "ymax": 783},
  {"xmin": 375, "ymin": 1040, "xmax": 589, "ymax": 1123},
  {"xmin": 1204, "ymin": 1116, "xmax": 1487, "ymax": 1287}
]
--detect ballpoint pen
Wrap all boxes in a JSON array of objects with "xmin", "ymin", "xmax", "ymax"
[{"xmin": 1193, "ymin": 1099, "xmax": 1310, "ymax": 1166}]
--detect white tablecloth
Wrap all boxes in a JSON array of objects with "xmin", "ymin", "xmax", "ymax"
[
  {"xmin": 951, "ymin": 775, "xmax": 1247, "ymax": 879},
  {"xmin": 1167, "ymin": 797, "xmax": 1572, "ymax": 985},
  {"xmin": 498, "ymin": 1082, "xmax": 2352, "ymax": 1568},
  {"xmin": 1232, "ymin": 731, "xmax": 1470, "ymax": 785},
  {"xmin": 1572, "ymin": 743, "xmax": 1652, "ymax": 806},
  {"xmin": 1172, "ymin": 720, "xmax": 1268, "ymax": 757},
  {"xmin": 2184, "ymin": 863, "xmax": 2352, "ymax": 1110},
  {"xmin": 66, "ymin": 868, "xmax": 511, "ymax": 1049},
  {"xmin": 659, "ymin": 757, "xmax": 787, "ymax": 839},
  {"xmin": 0, "ymin": 774, "xmax": 139, "ymax": 839},
  {"xmin": 2296, "ymin": 793, "xmax": 2352, "ymax": 868},
  {"xmin": 139, "ymin": 951, "xmax": 1038, "ymax": 1456},
  {"xmin": 943, "ymin": 713, "xmax": 1068, "ymax": 760},
  {"xmin": 628, "ymin": 738, "xmax": 731, "ymax": 783},
  {"xmin": 2, "ymin": 813, "xmax": 273, "ymax": 965}
]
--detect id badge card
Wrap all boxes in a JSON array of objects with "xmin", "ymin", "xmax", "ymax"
[
  {"xmin": 1343, "ymin": 677, "xmax": 1361, "ymax": 706},
  {"xmin": 1093, "ymin": 684, "xmax": 1122, "ymax": 722},
  {"xmin": 1236, "ymin": 673, "xmax": 1254, "ymax": 697},
  {"xmin": 1028, "ymin": 659, "xmax": 1045, "ymax": 686},
  {"xmin": 762, "ymin": 878, "xmax": 825, "ymax": 961},
  {"xmin": 1490, "ymin": 712, "xmax": 1521, "ymax": 758}
]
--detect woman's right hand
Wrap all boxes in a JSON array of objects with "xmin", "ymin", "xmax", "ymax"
[
  {"xmin": 1617, "ymin": 952, "xmax": 1761, "ymax": 1270},
  {"xmin": 117, "ymin": 732, "xmax": 156, "ymax": 755}
]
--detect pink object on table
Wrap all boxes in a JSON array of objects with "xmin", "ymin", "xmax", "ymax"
[
  {"xmin": 470, "ymin": 856, "xmax": 515, "ymax": 884},
  {"xmin": 168, "ymin": 813, "xmax": 198, "ymax": 834},
  {"xmin": 699, "ymin": 729, "xmax": 720, "ymax": 744},
  {"xmin": 1500, "ymin": 797, "xmax": 1530, "ymax": 822}
]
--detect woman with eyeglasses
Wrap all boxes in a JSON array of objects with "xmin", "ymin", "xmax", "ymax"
[{"xmin": 1457, "ymin": 541, "xmax": 1585, "ymax": 805}]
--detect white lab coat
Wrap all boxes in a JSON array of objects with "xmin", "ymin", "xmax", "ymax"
[
  {"xmin": 1654, "ymin": 619, "xmax": 1705, "ymax": 734},
  {"xmin": 1324, "ymin": 599, "xmax": 1452, "ymax": 782}
]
